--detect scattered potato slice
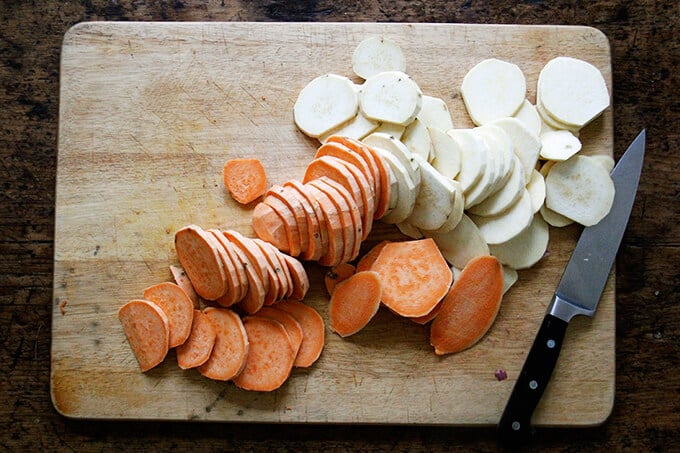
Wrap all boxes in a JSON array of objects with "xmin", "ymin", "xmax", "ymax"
[
  {"xmin": 461, "ymin": 58, "xmax": 526, "ymax": 125},
  {"xmin": 586, "ymin": 154, "xmax": 615, "ymax": 173},
  {"xmin": 360, "ymin": 71, "xmax": 423, "ymax": 126},
  {"xmin": 427, "ymin": 179, "xmax": 464, "ymax": 234},
  {"xmin": 540, "ymin": 130, "xmax": 582, "ymax": 161},
  {"xmin": 538, "ymin": 56, "xmax": 610, "ymax": 128},
  {"xmin": 473, "ymin": 124, "xmax": 515, "ymax": 198},
  {"xmin": 447, "ymin": 128, "xmax": 487, "ymax": 193},
  {"xmin": 429, "ymin": 127, "xmax": 461, "ymax": 179},
  {"xmin": 318, "ymin": 109, "xmax": 379, "ymax": 144},
  {"xmin": 352, "ymin": 36, "xmax": 406, "ymax": 80},
  {"xmin": 294, "ymin": 73, "xmax": 359, "ymax": 138},
  {"xmin": 424, "ymin": 214, "xmax": 489, "ymax": 269},
  {"xmin": 490, "ymin": 214, "xmax": 549, "ymax": 269},
  {"xmin": 512, "ymin": 100, "xmax": 542, "ymax": 137},
  {"xmin": 373, "ymin": 122, "xmax": 406, "ymax": 139},
  {"xmin": 469, "ymin": 189, "xmax": 533, "ymax": 245},
  {"xmin": 372, "ymin": 146, "xmax": 417, "ymax": 224},
  {"xmin": 545, "ymin": 155, "xmax": 615, "ymax": 226},
  {"xmin": 407, "ymin": 155, "xmax": 457, "ymax": 231},
  {"xmin": 396, "ymin": 221, "xmax": 423, "ymax": 239},
  {"xmin": 526, "ymin": 169, "xmax": 546, "ymax": 214},
  {"xmin": 489, "ymin": 117, "xmax": 541, "ymax": 181},
  {"xmin": 502, "ymin": 266, "xmax": 518, "ymax": 295},
  {"xmin": 535, "ymin": 98, "xmax": 581, "ymax": 134},
  {"xmin": 418, "ymin": 95, "xmax": 455, "ymax": 131},
  {"xmin": 401, "ymin": 118, "xmax": 432, "ymax": 160},
  {"xmin": 468, "ymin": 155, "xmax": 525, "ymax": 217}
]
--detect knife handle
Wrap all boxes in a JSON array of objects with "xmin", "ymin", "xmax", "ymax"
[{"xmin": 497, "ymin": 314, "xmax": 569, "ymax": 446}]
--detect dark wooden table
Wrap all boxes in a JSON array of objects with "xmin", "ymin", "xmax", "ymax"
[{"xmin": 1, "ymin": 1, "xmax": 678, "ymax": 451}]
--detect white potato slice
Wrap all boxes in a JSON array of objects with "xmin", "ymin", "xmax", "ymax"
[
  {"xmin": 468, "ymin": 155, "xmax": 525, "ymax": 217},
  {"xmin": 401, "ymin": 118, "xmax": 432, "ymax": 160},
  {"xmin": 539, "ymin": 160, "xmax": 556, "ymax": 177},
  {"xmin": 452, "ymin": 266, "xmax": 463, "ymax": 282},
  {"xmin": 360, "ymin": 71, "xmax": 423, "ymax": 126},
  {"xmin": 545, "ymin": 155, "xmax": 615, "ymax": 226},
  {"xmin": 535, "ymin": 97, "xmax": 581, "ymax": 134},
  {"xmin": 426, "ymin": 179, "xmax": 465, "ymax": 234},
  {"xmin": 490, "ymin": 214, "xmax": 549, "ymax": 269},
  {"xmin": 462, "ymin": 138, "xmax": 497, "ymax": 208},
  {"xmin": 396, "ymin": 221, "xmax": 423, "ymax": 239},
  {"xmin": 448, "ymin": 128, "xmax": 487, "ymax": 192},
  {"xmin": 362, "ymin": 132, "xmax": 421, "ymax": 188},
  {"xmin": 461, "ymin": 58, "xmax": 526, "ymax": 125},
  {"xmin": 512, "ymin": 100, "xmax": 542, "ymax": 137},
  {"xmin": 586, "ymin": 154, "xmax": 615, "ymax": 173},
  {"xmin": 373, "ymin": 122, "xmax": 406, "ymax": 140},
  {"xmin": 540, "ymin": 130, "xmax": 582, "ymax": 161},
  {"xmin": 373, "ymin": 146, "xmax": 417, "ymax": 224},
  {"xmin": 540, "ymin": 203, "xmax": 574, "ymax": 227},
  {"xmin": 489, "ymin": 116, "xmax": 541, "ymax": 181},
  {"xmin": 538, "ymin": 56, "xmax": 610, "ymax": 128},
  {"xmin": 469, "ymin": 189, "xmax": 533, "ymax": 244},
  {"xmin": 352, "ymin": 36, "xmax": 406, "ymax": 80},
  {"xmin": 429, "ymin": 127, "xmax": 461, "ymax": 179},
  {"xmin": 407, "ymin": 155, "xmax": 457, "ymax": 231},
  {"xmin": 318, "ymin": 109, "xmax": 379, "ymax": 143},
  {"xmin": 418, "ymin": 95, "xmax": 454, "ymax": 131},
  {"xmin": 474, "ymin": 124, "xmax": 515, "ymax": 196},
  {"xmin": 502, "ymin": 266, "xmax": 518, "ymax": 295},
  {"xmin": 424, "ymin": 214, "xmax": 489, "ymax": 269},
  {"xmin": 294, "ymin": 73, "xmax": 358, "ymax": 138},
  {"xmin": 526, "ymin": 169, "xmax": 546, "ymax": 214}
]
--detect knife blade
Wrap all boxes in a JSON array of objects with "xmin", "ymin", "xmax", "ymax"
[{"xmin": 497, "ymin": 129, "xmax": 646, "ymax": 445}]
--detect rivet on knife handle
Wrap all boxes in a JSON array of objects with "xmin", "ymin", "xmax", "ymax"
[{"xmin": 497, "ymin": 308, "xmax": 569, "ymax": 446}]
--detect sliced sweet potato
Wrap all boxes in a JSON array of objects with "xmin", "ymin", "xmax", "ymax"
[
  {"xmin": 263, "ymin": 195, "xmax": 302, "ymax": 257},
  {"xmin": 208, "ymin": 229, "xmax": 245, "ymax": 307},
  {"xmin": 142, "ymin": 282, "xmax": 195, "ymax": 348},
  {"xmin": 198, "ymin": 307, "xmax": 249, "ymax": 381},
  {"xmin": 324, "ymin": 262, "xmax": 356, "ymax": 295},
  {"xmin": 174, "ymin": 225, "xmax": 227, "ymax": 301},
  {"xmin": 281, "ymin": 253, "xmax": 310, "ymax": 301},
  {"xmin": 266, "ymin": 184, "xmax": 310, "ymax": 255},
  {"xmin": 284, "ymin": 179, "xmax": 326, "ymax": 261},
  {"xmin": 430, "ymin": 255, "xmax": 504, "ymax": 355},
  {"xmin": 232, "ymin": 316, "xmax": 296, "ymax": 391},
  {"xmin": 304, "ymin": 182, "xmax": 344, "ymax": 267},
  {"xmin": 176, "ymin": 309, "xmax": 217, "ymax": 369},
  {"xmin": 303, "ymin": 155, "xmax": 364, "ymax": 216},
  {"xmin": 329, "ymin": 271, "xmax": 382, "ymax": 337},
  {"xmin": 370, "ymin": 238, "xmax": 453, "ymax": 318},
  {"xmin": 170, "ymin": 265, "xmax": 202, "ymax": 309},
  {"xmin": 276, "ymin": 300, "xmax": 325, "ymax": 368},
  {"xmin": 223, "ymin": 158, "xmax": 267, "ymax": 205},
  {"xmin": 118, "ymin": 299, "xmax": 170, "ymax": 372},
  {"xmin": 255, "ymin": 306, "xmax": 304, "ymax": 356},
  {"xmin": 252, "ymin": 202, "xmax": 290, "ymax": 253},
  {"xmin": 355, "ymin": 240, "xmax": 390, "ymax": 272}
]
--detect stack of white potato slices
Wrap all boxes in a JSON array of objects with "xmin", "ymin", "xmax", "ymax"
[{"xmin": 293, "ymin": 36, "xmax": 613, "ymax": 293}]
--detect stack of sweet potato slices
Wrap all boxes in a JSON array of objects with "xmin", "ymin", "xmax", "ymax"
[{"xmin": 252, "ymin": 136, "xmax": 393, "ymax": 267}]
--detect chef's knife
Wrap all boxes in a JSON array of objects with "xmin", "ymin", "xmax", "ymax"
[{"xmin": 497, "ymin": 129, "xmax": 646, "ymax": 445}]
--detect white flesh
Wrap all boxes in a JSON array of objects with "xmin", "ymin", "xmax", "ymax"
[
  {"xmin": 489, "ymin": 116, "xmax": 541, "ymax": 181},
  {"xmin": 407, "ymin": 155, "xmax": 457, "ymax": 231},
  {"xmin": 512, "ymin": 100, "xmax": 542, "ymax": 137},
  {"xmin": 468, "ymin": 155, "xmax": 525, "ymax": 217},
  {"xmin": 294, "ymin": 73, "xmax": 359, "ymax": 138},
  {"xmin": 424, "ymin": 214, "xmax": 489, "ymax": 269},
  {"xmin": 352, "ymin": 36, "xmax": 407, "ymax": 80},
  {"xmin": 429, "ymin": 127, "xmax": 461, "ymax": 179},
  {"xmin": 362, "ymin": 132, "xmax": 421, "ymax": 188},
  {"xmin": 525, "ymin": 169, "xmax": 546, "ymax": 214},
  {"xmin": 401, "ymin": 118, "xmax": 432, "ymax": 161},
  {"xmin": 469, "ymin": 189, "xmax": 533, "ymax": 244},
  {"xmin": 396, "ymin": 221, "xmax": 423, "ymax": 239},
  {"xmin": 490, "ymin": 214, "xmax": 549, "ymax": 269},
  {"xmin": 372, "ymin": 147, "xmax": 417, "ymax": 224},
  {"xmin": 502, "ymin": 266, "xmax": 518, "ymax": 295},
  {"xmin": 417, "ymin": 95, "xmax": 455, "ymax": 131},
  {"xmin": 318, "ymin": 109, "xmax": 379, "ymax": 144},
  {"xmin": 447, "ymin": 128, "xmax": 487, "ymax": 193},
  {"xmin": 540, "ymin": 130, "xmax": 582, "ymax": 161},
  {"xmin": 360, "ymin": 71, "xmax": 423, "ymax": 126}
]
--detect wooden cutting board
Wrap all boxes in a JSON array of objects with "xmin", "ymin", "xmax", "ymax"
[{"xmin": 52, "ymin": 22, "xmax": 614, "ymax": 425}]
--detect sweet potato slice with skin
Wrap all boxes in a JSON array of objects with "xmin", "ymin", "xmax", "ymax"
[
  {"xmin": 263, "ymin": 195, "xmax": 302, "ymax": 257},
  {"xmin": 225, "ymin": 235, "xmax": 266, "ymax": 315},
  {"xmin": 213, "ymin": 231, "xmax": 248, "ymax": 303},
  {"xmin": 303, "ymin": 155, "xmax": 365, "ymax": 217},
  {"xmin": 170, "ymin": 265, "xmax": 202, "ymax": 309},
  {"xmin": 142, "ymin": 282, "xmax": 195, "ymax": 348},
  {"xmin": 430, "ymin": 255, "xmax": 504, "ymax": 355},
  {"xmin": 252, "ymin": 202, "xmax": 290, "ymax": 253},
  {"xmin": 304, "ymin": 182, "xmax": 344, "ymax": 267},
  {"xmin": 284, "ymin": 179, "xmax": 326, "ymax": 261},
  {"xmin": 176, "ymin": 309, "xmax": 217, "ymax": 369},
  {"xmin": 325, "ymin": 262, "xmax": 356, "ymax": 295},
  {"xmin": 276, "ymin": 300, "xmax": 325, "ymax": 368},
  {"xmin": 307, "ymin": 178, "xmax": 356, "ymax": 264},
  {"xmin": 255, "ymin": 306, "xmax": 304, "ymax": 356},
  {"xmin": 252, "ymin": 238, "xmax": 286, "ymax": 303},
  {"xmin": 329, "ymin": 271, "xmax": 382, "ymax": 337},
  {"xmin": 266, "ymin": 184, "xmax": 310, "ymax": 254},
  {"xmin": 198, "ymin": 307, "xmax": 249, "ymax": 381},
  {"xmin": 282, "ymin": 253, "xmax": 310, "ymax": 301},
  {"xmin": 355, "ymin": 240, "xmax": 390, "ymax": 272},
  {"xmin": 257, "ymin": 238, "xmax": 293, "ymax": 300},
  {"xmin": 174, "ymin": 225, "xmax": 227, "ymax": 301},
  {"xmin": 118, "ymin": 299, "xmax": 170, "ymax": 372},
  {"xmin": 370, "ymin": 238, "xmax": 453, "ymax": 318},
  {"xmin": 207, "ymin": 229, "xmax": 245, "ymax": 307},
  {"xmin": 232, "ymin": 316, "xmax": 295, "ymax": 391}
]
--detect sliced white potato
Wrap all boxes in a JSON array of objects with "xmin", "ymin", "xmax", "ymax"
[
  {"xmin": 586, "ymin": 154, "xmax": 615, "ymax": 173},
  {"xmin": 473, "ymin": 124, "xmax": 515, "ymax": 196},
  {"xmin": 512, "ymin": 100, "xmax": 542, "ymax": 137},
  {"xmin": 318, "ymin": 109, "xmax": 379, "ymax": 143},
  {"xmin": 294, "ymin": 73, "xmax": 359, "ymax": 138},
  {"xmin": 502, "ymin": 266, "xmax": 518, "ymax": 295},
  {"xmin": 360, "ymin": 71, "xmax": 423, "ymax": 126},
  {"xmin": 407, "ymin": 155, "xmax": 457, "ymax": 231},
  {"xmin": 396, "ymin": 221, "xmax": 423, "ymax": 239},
  {"xmin": 462, "ymin": 137, "xmax": 497, "ymax": 208},
  {"xmin": 418, "ymin": 95, "xmax": 454, "ymax": 131},
  {"xmin": 489, "ymin": 116, "xmax": 541, "ymax": 181},
  {"xmin": 469, "ymin": 189, "xmax": 533, "ymax": 244},
  {"xmin": 545, "ymin": 155, "xmax": 615, "ymax": 226},
  {"xmin": 468, "ymin": 155, "xmax": 525, "ymax": 217},
  {"xmin": 461, "ymin": 58, "xmax": 526, "ymax": 125},
  {"xmin": 352, "ymin": 36, "xmax": 406, "ymax": 80},
  {"xmin": 535, "ymin": 97, "xmax": 581, "ymax": 134},
  {"xmin": 526, "ymin": 169, "xmax": 546, "ymax": 214},
  {"xmin": 362, "ymin": 132, "xmax": 421, "ymax": 188},
  {"xmin": 447, "ymin": 128, "xmax": 487, "ymax": 192},
  {"xmin": 540, "ymin": 203, "xmax": 574, "ymax": 227},
  {"xmin": 429, "ymin": 127, "xmax": 461, "ymax": 179},
  {"xmin": 423, "ymin": 179, "xmax": 465, "ymax": 235},
  {"xmin": 373, "ymin": 121, "xmax": 406, "ymax": 140},
  {"xmin": 538, "ymin": 56, "xmax": 610, "ymax": 128},
  {"xmin": 401, "ymin": 118, "xmax": 432, "ymax": 161},
  {"xmin": 424, "ymin": 214, "xmax": 489, "ymax": 269},
  {"xmin": 452, "ymin": 266, "xmax": 463, "ymax": 282},
  {"xmin": 373, "ymin": 146, "xmax": 417, "ymax": 224},
  {"xmin": 539, "ymin": 160, "xmax": 556, "ymax": 177},
  {"xmin": 540, "ymin": 129, "xmax": 582, "ymax": 161},
  {"xmin": 490, "ymin": 214, "xmax": 549, "ymax": 269}
]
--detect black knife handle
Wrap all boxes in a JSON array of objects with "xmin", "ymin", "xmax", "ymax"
[{"xmin": 497, "ymin": 314, "xmax": 569, "ymax": 446}]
